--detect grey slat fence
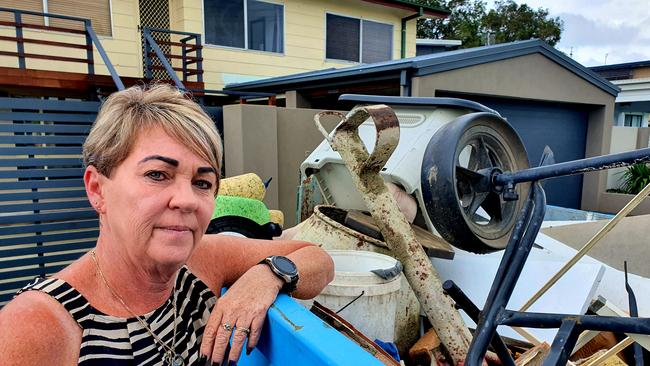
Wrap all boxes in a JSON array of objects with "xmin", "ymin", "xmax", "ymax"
[{"xmin": 0, "ymin": 97, "xmax": 100, "ymax": 305}]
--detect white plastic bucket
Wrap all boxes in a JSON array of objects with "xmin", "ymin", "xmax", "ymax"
[{"xmin": 315, "ymin": 250, "xmax": 402, "ymax": 342}]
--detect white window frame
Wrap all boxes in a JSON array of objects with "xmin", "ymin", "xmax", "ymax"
[
  {"xmin": 324, "ymin": 12, "xmax": 394, "ymax": 64},
  {"xmin": 623, "ymin": 113, "xmax": 644, "ymax": 127},
  {"xmin": 202, "ymin": 0, "xmax": 286, "ymax": 55}
]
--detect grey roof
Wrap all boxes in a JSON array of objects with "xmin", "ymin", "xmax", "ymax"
[
  {"xmin": 590, "ymin": 60, "xmax": 650, "ymax": 72},
  {"xmin": 225, "ymin": 40, "xmax": 619, "ymax": 96}
]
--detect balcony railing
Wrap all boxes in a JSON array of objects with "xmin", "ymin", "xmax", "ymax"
[
  {"xmin": 142, "ymin": 27, "xmax": 203, "ymax": 89},
  {"xmin": 0, "ymin": 7, "xmax": 124, "ymax": 90}
]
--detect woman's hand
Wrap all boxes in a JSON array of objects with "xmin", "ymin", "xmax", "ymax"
[{"xmin": 200, "ymin": 264, "xmax": 284, "ymax": 365}]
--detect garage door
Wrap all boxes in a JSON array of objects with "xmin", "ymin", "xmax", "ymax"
[{"xmin": 441, "ymin": 94, "xmax": 590, "ymax": 209}]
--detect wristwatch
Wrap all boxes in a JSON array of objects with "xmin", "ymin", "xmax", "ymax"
[{"xmin": 259, "ymin": 255, "xmax": 299, "ymax": 293}]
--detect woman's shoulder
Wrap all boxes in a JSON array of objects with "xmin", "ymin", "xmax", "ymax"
[{"xmin": 0, "ymin": 290, "xmax": 81, "ymax": 365}]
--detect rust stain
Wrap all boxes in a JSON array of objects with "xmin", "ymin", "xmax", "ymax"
[{"xmin": 271, "ymin": 304, "xmax": 304, "ymax": 331}]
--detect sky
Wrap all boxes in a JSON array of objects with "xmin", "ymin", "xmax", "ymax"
[{"xmin": 493, "ymin": 0, "xmax": 650, "ymax": 67}]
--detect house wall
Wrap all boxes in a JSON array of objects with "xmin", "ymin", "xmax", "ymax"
[
  {"xmin": 223, "ymin": 104, "xmax": 340, "ymax": 228},
  {"xmin": 174, "ymin": 0, "xmax": 417, "ymax": 90},
  {"xmin": 0, "ymin": 0, "xmax": 418, "ymax": 88},
  {"xmin": 411, "ymin": 53, "xmax": 617, "ymax": 213},
  {"xmin": 0, "ymin": 0, "xmax": 142, "ymax": 77},
  {"xmin": 606, "ymin": 126, "xmax": 644, "ymax": 189}
]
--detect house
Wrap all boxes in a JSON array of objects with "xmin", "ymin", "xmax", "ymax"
[
  {"xmin": 591, "ymin": 60, "xmax": 650, "ymax": 128},
  {"xmin": 590, "ymin": 61, "xmax": 650, "ymax": 195},
  {"xmin": 0, "ymin": 0, "xmax": 449, "ymax": 93},
  {"xmin": 0, "ymin": 0, "xmax": 450, "ymax": 305}
]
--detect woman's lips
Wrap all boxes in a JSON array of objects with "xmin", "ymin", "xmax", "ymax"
[{"xmin": 157, "ymin": 226, "xmax": 193, "ymax": 234}]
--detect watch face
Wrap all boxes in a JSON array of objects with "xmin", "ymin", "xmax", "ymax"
[{"xmin": 273, "ymin": 256, "xmax": 297, "ymax": 276}]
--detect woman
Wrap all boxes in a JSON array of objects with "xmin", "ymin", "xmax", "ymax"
[{"xmin": 0, "ymin": 84, "xmax": 334, "ymax": 365}]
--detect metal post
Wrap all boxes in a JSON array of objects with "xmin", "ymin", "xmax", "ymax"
[
  {"xmin": 196, "ymin": 34, "xmax": 203, "ymax": 83},
  {"xmin": 14, "ymin": 11, "xmax": 25, "ymax": 69},
  {"xmin": 466, "ymin": 183, "xmax": 546, "ymax": 366},
  {"xmin": 542, "ymin": 320, "xmax": 582, "ymax": 366},
  {"xmin": 84, "ymin": 20, "xmax": 94, "ymax": 75},
  {"xmin": 143, "ymin": 31, "xmax": 184, "ymax": 89},
  {"xmin": 181, "ymin": 39, "xmax": 188, "ymax": 82},
  {"xmin": 143, "ymin": 28, "xmax": 152, "ymax": 80},
  {"xmin": 443, "ymin": 280, "xmax": 516, "ymax": 366}
]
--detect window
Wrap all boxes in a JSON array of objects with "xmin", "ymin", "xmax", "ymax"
[
  {"xmin": 624, "ymin": 114, "xmax": 643, "ymax": 127},
  {"xmin": 204, "ymin": 0, "xmax": 284, "ymax": 53},
  {"xmin": 326, "ymin": 14, "xmax": 393, "ymax": 63}
]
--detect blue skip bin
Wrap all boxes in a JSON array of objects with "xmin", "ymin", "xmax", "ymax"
[{"xmin": 237, "ymin": 294, "xmax": 385, "ymax": 366}]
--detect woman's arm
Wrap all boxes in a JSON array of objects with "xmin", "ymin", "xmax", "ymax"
[
  {"xmin": 188, "ymin": 234, "xmax": 334, "ymax": 298},
  {"xmin": 0, "ymin": 292, "xmax": 81, "ymax": 365},
  {"xmin": 189, "ymin": 235, "xmax": 334, "ymax": 365}
]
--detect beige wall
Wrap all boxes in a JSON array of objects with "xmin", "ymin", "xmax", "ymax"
[
  {"xmin": 606, "ymin": 126, "xmax": 650, "ymax": 189},
  {"xmin": 542, "ymin": 214, "xmax": 650, "ymax": 277},
  {"xmin": 411, "ymin": 53, "xmax": 617, "ymax": 212},
  {"xmin": 223, "ymin": 104, "xmax": 339, "ymax": 227}
]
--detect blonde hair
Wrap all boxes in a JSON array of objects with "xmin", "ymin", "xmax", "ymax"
[{"xmin": 83, "ymin": 84, "xmax": 222, "ymax": 181}]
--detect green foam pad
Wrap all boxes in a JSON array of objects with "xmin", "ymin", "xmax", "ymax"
[{"xmin": 212, "ymin": 195, "xmax": 270, "ymax": 225}]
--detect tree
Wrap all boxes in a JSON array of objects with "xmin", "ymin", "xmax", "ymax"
[{"xmin": 415, "ymin": 0, "xmax": 563, "ymax": 48}]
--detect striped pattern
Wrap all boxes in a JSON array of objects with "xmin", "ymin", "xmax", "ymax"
[{"xmin": 17, "ymin": 266, "xmax": 217, "ymax": 365}]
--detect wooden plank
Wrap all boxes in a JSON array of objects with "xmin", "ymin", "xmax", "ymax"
[
  {"xmin": 0, "ymin": 35, "xmax": 90, "ymax": 49},
  {"xmin": 0, "ymin": 20, "xmax": 86, "ymax": 34},
  {"xmin": 515, "ymin": 342, "xmax": 550, "ymax": 366},
  {"xmin": 345, "ymin": 210, "xmax": 454, "ymax": 259},
  {"xmin": 21, "ymin": 52, "xmax": 92, "ymax": 64}
]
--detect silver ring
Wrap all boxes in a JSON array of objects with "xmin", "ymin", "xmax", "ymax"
[
  {"xmin": 236, "ymin": 327, "xmax": 250, "ymax": 335},
  {"xmin": 222, "ymin": 323, "xmax": 233, "ymax": 332}
]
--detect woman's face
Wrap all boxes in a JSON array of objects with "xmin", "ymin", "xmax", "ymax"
[{"xmin": 97, "ymin": 127, "xmax": 217, "ymax": 269}]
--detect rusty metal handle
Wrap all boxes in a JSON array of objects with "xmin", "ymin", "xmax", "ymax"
[
  {"xmin": 323, "ymin": 105, "xmax": 400, "ymax": 175},
  {"xmin": 313, "ymin": 110, "xmax": 346, "ymax": 144}
]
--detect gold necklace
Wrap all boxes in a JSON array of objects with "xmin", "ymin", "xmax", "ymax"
[{"xmin": 90, "ymin": 250, "xmax": 184, "ymax": 366}]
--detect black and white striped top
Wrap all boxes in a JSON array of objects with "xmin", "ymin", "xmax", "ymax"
[{"xmin": 17, "ymin": 266, "xmax": 217, "ymax": 366}]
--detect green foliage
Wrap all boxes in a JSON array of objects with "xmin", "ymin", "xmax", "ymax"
[
  {"xmin": 415, "ymin": 0, "xmax": 563, "ymax": 48},
  {"xmin": 619, "ymin": 163, "xmax": 650, "ymax": 194}
]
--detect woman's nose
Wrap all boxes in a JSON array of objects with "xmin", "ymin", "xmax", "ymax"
[{"xmin": 169, "ymin": 179, "xmax": 199, "ymax": 212}]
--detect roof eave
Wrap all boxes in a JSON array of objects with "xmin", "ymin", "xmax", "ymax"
[{"xmin": 361, "ymin": 0, "xmax": 450, "ymax": 18}]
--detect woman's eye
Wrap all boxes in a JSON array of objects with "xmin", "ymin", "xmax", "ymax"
[
  {"xmin": 194, "ymin": 180, "xmax": 213, "ymax": 190},
  {"xmin": 146, "ymin": 171, "xmax": 166, "ymax": 181}
]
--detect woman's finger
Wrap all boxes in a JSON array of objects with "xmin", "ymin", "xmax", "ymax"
[
  {"xmin": 245, "ymin": 315, "xmax": 266, "ymax": 355},
  {"xmin": 227, "ymin": 319, "xmax": 253, "ymax": 363},
  {"xmin": 211, "ymin": 319, "xmax": 235, "ymax": 364},
  {"xmin": 199, "ymin": 307, "xmax": 223, "ymax": 360}
]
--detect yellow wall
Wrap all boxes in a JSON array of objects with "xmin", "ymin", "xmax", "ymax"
[
  {"xmin": 0, "ymin": 0, "xmax": 419, "ymax": 89},
  {"xmin": 0, "ymin": 0, "xmax": 141, "ymax": 77},
  {"xmin": 177, "ymin": 0, "xmax": 417, "ymax": 90}
]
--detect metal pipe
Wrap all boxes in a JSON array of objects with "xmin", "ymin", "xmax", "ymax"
[
  {"xmin": 401, "ymin": 8, "xmax": 423, "ymax": 59},
  {"xmin": 494, "ymin": 147, "xmax": 650, "ymax": 186},
  {"xmin": 498, "ymin": 311, "xmax": 650, "ymax": 334},
  {"xmin": 443, "ymin": 280, "xmax": 516, "ymax": 366}
]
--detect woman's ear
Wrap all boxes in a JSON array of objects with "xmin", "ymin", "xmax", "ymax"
[{"xmin": 84, "ymin": 165, "xmax": 106, "ymax": 213}]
